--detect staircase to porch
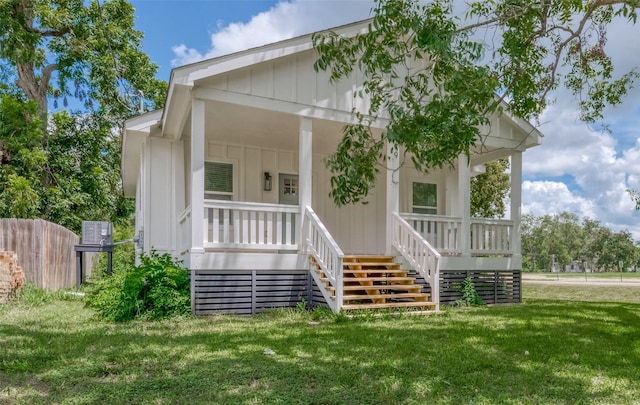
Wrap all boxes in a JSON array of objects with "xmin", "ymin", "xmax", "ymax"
[{"xmin": 313, "ymin": 255, "xmax": 437, "ymax": 311}]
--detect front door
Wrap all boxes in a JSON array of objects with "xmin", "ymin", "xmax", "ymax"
[
  {"xmin": 279, "ymin": 174, "xmax": 299, "ymax": 245},
  {"xmin": 278, "ymin": 174, "xmax": 299, "ymax": 206}
]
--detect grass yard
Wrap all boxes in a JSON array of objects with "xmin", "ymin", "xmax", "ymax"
[
  {"xmin": 525, "ymin": 272, "xmax": 640, "ymax": 281},
  {"xmin": 1, "ymin": 285, "xmax": 639, "ymax": 404}
]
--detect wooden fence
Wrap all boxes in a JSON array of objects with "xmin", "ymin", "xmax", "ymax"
[{"xmin": 0, "ymin": 219, "xmax": 79, "ymax": 290}]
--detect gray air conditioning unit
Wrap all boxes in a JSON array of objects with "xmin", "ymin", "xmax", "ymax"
[{"xmin": 81, "ymin": 221, "xmax": 112, "ymax": 246}]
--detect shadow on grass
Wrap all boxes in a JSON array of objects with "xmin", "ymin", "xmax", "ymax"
[{"xmin": 1, "ymin": 299, "xmax": 639, "ymax": 404}]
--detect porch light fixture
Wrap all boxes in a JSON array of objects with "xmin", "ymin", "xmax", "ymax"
[{"xmin": 264, "ymin": 172, "xmax": 272, "ymax": 191}]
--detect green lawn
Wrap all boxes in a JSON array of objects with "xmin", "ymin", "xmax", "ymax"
[{"xmin": 1, "ymin": 285, "xmax": 639, "ymax": 404}]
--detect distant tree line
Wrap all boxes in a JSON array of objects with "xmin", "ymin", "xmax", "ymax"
[{"xmin": 522, "ymin": 212, "xmax": 638, "ymax": 273}]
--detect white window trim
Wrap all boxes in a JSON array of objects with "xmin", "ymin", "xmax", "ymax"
[
  {"xmin": 204, "ymin": 159, "xmax": 238, "ymax": 201},
  {"xmin": 411, "ymin": 181, "xmax": 438, "ymax": 215}
]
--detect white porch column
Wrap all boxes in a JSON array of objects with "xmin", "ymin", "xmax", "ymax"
[
  {"xmin": 299, "ymin": 117, "xmax": 313, "ymax": 247},
  {"xmin": 190, "ymin": 98, "xmax": 206, "ymax": 260},
  {"xmin": 458, "ymin": 153, "xmax": 471, "ymax": 257},
  {"xmin": 172, "ymin": 139, "xmax": 185, "ymax": 254},
  {"xmin": 386, "ymin": 143, "xmax": 400, "ymax": 255},
  {"xmin": 510, "ymin": 151, "xmax": 523, "ymax": 260}
]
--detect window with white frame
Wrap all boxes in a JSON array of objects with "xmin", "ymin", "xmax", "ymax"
[
  {"xmin": 412, "ymin": 182, "xmax": 437, "ymax": 214},
  {"xmin": 205, "ymin": 161, "xmax": 233, "ymax": 200}
]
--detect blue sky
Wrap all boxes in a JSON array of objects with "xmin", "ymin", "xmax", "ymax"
[{"xmin": 128, "ymin": 0, "xmax": 640, "ymax": 238}]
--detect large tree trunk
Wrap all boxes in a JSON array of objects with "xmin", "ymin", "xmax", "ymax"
[{"xmin": 16, "ymin": 62, "xmax": 55, "ymax": 122}]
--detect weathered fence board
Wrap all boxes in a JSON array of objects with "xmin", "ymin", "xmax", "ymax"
[{"xmin": 0, "ymin": 219, "xmax": 78, "ymax": 290}]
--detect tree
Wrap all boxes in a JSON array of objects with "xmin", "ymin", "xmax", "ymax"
[
  {"xmin": 522, "ymin": 212, "xmax": 589, "ymax": 271},
  {"xmin": 0, "ymin": 0, "xmax": 166, "ymax": 232},
  {"xmin": 313, "ymin": 0, "xmax": 639, "ymax": 205},
  {"xmin": 0, "ymin": 0, "xmax": 165, "ymax": 120},
  {"xmin": 589, "ymin": 228, "xmax": 637, "ymax": 271},
  {"xmin": 521, "ymin": 212, "xmax": 639, "ymax": 272},
  {"xmin": 0, "ymin": 93, "xmax": 132, "ymax": 231},
  {"xmin": 470, "ymin": 158, "xmax": 510, "ymax": 218}
]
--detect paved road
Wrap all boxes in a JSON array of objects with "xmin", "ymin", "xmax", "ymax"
[{"xmin": 523, "ymin": 273, "xmax": 640, "ymax": 287}]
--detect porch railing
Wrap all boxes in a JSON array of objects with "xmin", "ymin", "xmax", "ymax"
[
  {"xmin": 392, "ymin": 213, "xmax": 440, "ymax": 310},
  {"xmin": 400, "ymin": 214, "xmax": 461, "ymax": 254},
  {"xmin": 470, "ymin": 218, "xmax": 512, "ymax": 255},
  {"xmin": 203, "ymin": 200, "xmax": 299, "ymax": 250},
  {"xmin": 302, "ymin": 206, "xmax": 344, "ymax": 313},
  {"xmin": 177, "ymin": 206, "xmax": 192, "ymax": 255},
  {"xmin": 400, "ymin": 213, "xmax": 514, "ymax": 256}
]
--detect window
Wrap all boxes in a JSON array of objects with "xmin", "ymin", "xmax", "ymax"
[
  {"xmin": 205, "ymin": 162, "xmax": 233, "ymax": 200},
  {"xmin": 412, "ymin": 182, "xmax": 437, "ymax": 214},
  {"xmin": 282, "ymin": 177, "xmax": 298, "ymax": 196}
]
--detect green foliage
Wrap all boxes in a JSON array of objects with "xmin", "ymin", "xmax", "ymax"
[
  {"xmin": 86, "ymin": 250, "xmax": 190, "ymax": 322},
  {"xmin": 470, "ymin": 158, "xmax": 510, "ymax": 218},
  {"xmin": 10, "ymin": 283, "xmax": 53, "ymax": 307},
  {"xmin": 314, "ymin": 0, "xmax": 498, "ymax": 204},
  {"xmin": 456, "ymin": 277, "xmax": 484, "ymax": 306},
  {"xmin": 6, "ymin": 283, "xmax": 85, "ymax": 309},
  {"xmin": 313, "ymin": 0, "xmax": 640, "ymax": 205},
  {"xmin": 0, "ymin": 0, "xmax": 166, "ymax": 119},
  {"xmin": 0, "ymin": 94, "xmax": 134, "ymax": 231},
  {"xmin": 0, "ymin": 0, "xmax": 166, "ymax": 232},
  {"xmin": 522, "ymin": 212, "xmax": 638, "ymax": 272}
]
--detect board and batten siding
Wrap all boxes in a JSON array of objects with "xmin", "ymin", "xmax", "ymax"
[
  {"xmin": 201, "ymin": 49, "xmax": 370, "ymax": 118},
  {"xmin": 200, "ymin": 140, "xmax": 390, "ymax": 255},
  {"xmin": 141, "ymin": 136, "xmax": 185, "ymax": 254},
  {"xmin": 205, "ymin": 141, "xmax": 298, "ymax": 205}
]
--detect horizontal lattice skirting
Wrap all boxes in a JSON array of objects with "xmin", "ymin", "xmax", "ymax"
[
  {"xmin": 192, "ymin": 270, "xmax": 327, "ymax": 315},
  {"xmin": 193, "ymin": 269, "xmax": 519, "ymax": 315},
  {"xmin": 411, "ymin": 269, "xmax": 521, "ymax": 305}
]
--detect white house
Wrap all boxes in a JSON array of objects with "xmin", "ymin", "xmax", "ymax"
[{"xmin": 122, "ymin": 20, "xmax": 542, "ymax": 315}]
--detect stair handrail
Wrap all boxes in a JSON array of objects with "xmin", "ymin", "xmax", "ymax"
[
  {"xmin": 302, "ymin": 206, "xmax": 344, "ymax": 312},
  {"xmin": 391, "ymin": 212, "xmax": 441, "ymax": 310}
]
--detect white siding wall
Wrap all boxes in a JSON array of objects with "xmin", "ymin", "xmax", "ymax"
[
  {"xmin": 194, "ymin": 141, "xmax": 394, "ymax": 254},
  {"xmin": 146, "ymin": 138, "xmax": 172, "ymax": 252},
  {"xmin": 311, "ymin": 156, "xmax": 387, "ymax": 255},
  {"xmin": 205, "ymin": 141, "xmax": 299, "ymax": 204},
  {"xmin": 399, "ymin": 165, "xmax": 448, "ymax": 215},
  {"xmin": 201, "ymin": 49, "xmax": 371, "ymax": 118}
]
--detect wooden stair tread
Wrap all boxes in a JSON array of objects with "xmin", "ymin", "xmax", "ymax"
[
  {"xmin": 343, "ymin": 262, "xmax": 401, "ymax": 268},
  {"xmin": 312, "ymin": 254, "xmax": 436, "ymax": 312},
  {"xmin": 343, "ymin": 269, "xmax": 408, "ymax": 276},
  {"xmin": 342, "ymin": 301, "xmax": 437, "ymax": 310},
  {"xmin": 329, "ymin": 284, "xmax": 423, "ymax": 292},
  {"xmin": 343, "ymin": 293, "xmax": 430, "ymax": 300},
  {"xmin": 343, "ymin": 255, "xmax": 395, "ymax": 262},
  {"xmin": 342, "ymin": 277, "xmax": 414, "ymax": 283},
  {"xmin": 322, "ymin": 277, "xmax": 414, "ymax": 285}
]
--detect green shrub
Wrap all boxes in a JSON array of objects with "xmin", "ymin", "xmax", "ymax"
[
  {"xmin": 10, "ymin": 283, "xmax": 52, "ymax": 306},
  {"xmin": 86, "ymin": 250, "xmax": 190, "ymax": 321},
  {"xmin": 456, "ymin": 277, "xmax": 484, "ymax": 306}
]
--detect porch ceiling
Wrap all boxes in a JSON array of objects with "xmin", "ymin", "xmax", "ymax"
[
  {"xmin": 181, "ymin": 99, "xmax": 527, "ymax": 163},
  {"xmin": 183, "ymin": 100, "xmax": 348, "ymax": 155}
]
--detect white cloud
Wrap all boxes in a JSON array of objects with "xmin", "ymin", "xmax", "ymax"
[
  {"xmin": 170, "ymin": 0, "xmax": 375, "ymax": 67},
  {"xmin": 523, "ymin": 100, "xmax": 640, "ymax": 237}
]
